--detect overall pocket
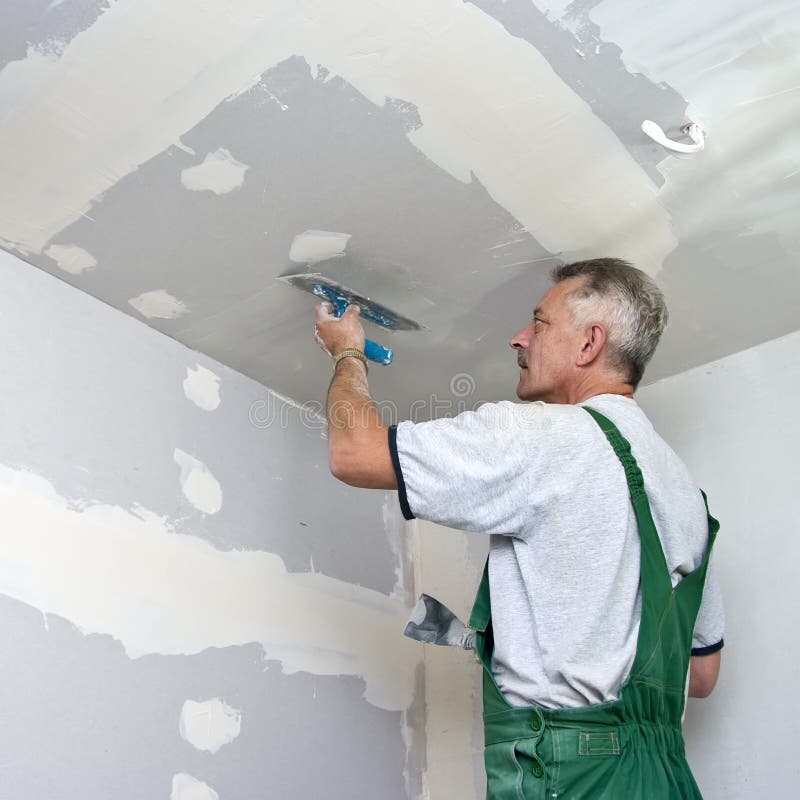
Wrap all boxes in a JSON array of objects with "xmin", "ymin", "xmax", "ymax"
[{"xmin": 484, "ymin": 740, "xmax": 526, "ymax": 800}]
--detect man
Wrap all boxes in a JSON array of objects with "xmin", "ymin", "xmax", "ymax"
[{"xmin": 314, "ymin": 258, "xmax": 723, "ymax": 798}]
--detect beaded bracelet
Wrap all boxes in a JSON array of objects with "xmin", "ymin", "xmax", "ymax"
[{"xmin": 333, "ymin": 348, "xmax": 368, "ymax": 371}]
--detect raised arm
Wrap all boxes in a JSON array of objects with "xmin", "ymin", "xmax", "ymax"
[{"xmin": 314, "ymin": 303, "xmax": 397, "ymax": 489}]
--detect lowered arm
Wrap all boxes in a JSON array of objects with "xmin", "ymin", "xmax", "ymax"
[{"xmin": 688, "ymin": 651, "xmax": 721, "ymax": 698}]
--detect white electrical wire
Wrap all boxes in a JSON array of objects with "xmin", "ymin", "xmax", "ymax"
[{"xmin": 641, "ymin": 120, "xmax": 705, "ymax": 153}]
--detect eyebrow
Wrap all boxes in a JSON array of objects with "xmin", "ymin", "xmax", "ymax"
[{"xmin": 533, "ymin": 307, "xmax": 548, "ymax": 320}]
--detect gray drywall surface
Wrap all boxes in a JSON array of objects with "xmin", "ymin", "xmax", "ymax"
[
  {"xmin": 0, "ymin": 247, "xmax": 418, "ymax": 799},
  {"xmin": 33, "ymin": 53, "xmax": 551, "ymax": 420}
]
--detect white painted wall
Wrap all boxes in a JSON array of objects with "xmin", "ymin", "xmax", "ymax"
[{"xmin": 637, "ymin": 329, "xmax": 800, "ymax": 798}]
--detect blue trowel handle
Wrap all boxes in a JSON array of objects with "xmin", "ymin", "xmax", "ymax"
[
  {"xmin": 364, "ymin": 339, "xmax": 394, "ymax": 365},
  {"xmin": 331, "ymin": 297, "xmax": 394, "ymax": 365}
]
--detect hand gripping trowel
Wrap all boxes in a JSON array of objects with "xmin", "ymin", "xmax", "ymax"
[{"xmin": 280, "ymin": 274, "xmax": 422, "ymax": 365}]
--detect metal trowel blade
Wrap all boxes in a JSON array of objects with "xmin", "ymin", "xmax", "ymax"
[{"xmin": 279, "ymin": 273, "xmax": 423, "ymax": 331}]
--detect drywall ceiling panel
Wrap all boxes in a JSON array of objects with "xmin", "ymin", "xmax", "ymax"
[{"xmin": 1, "ymin": 0, "xmax": 798, "ymax": 416}]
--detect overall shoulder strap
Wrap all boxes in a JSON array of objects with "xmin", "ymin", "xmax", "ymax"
[
  {"xmin": 468, "ymin": 558, "xmax": 491, "ymax": 633},
  {"xmin": 583, "ymin": 407, "xmax": 646, "ymax": 502},
  {"xmin": 583, "ymin": 405, "xmax": 673, "ymax": 605}
]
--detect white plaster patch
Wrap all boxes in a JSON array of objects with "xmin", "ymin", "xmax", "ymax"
[
  {"xmin": 179, "ymin": 698, "xmax": 241, "ymax": 753},
  {"xmin": 128, "ymin": 289, "xmax": 188, "ymax": 319},
  {"xmin": 0, "ymin": 462, "xmax": 418, "ymax": 710},
  {"xmin": 171, "ymin": 773, "xmax": 219, "ymax": 800},
  {"xmin": 173, "ymin": 449, "xmax": 223, "ymax": 515},
  {"xmin": 180, "ymin": 147, "xmax": 249, "ymax": 194},
  {"xmin": 183, "ymin": 365, "xmax": 221, "ymax": 411},
  {"xmin": 289, "ymin": 230, "xmax": 351, "ymax": 264},
  {"xmin": 44, "ymin": 243, "xmax": 97, "ymax": 275},
  {"xmin": 0, "ymin": 0, "xmax": 675, "ymax": 272},
  {"xmin": 175, "ymin": 140, "xmax": 196, "ymax": 156}
]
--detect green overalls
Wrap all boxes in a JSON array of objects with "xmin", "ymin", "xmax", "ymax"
[{"xmin": 468, "ymin": 408, "xmax": 719, "ymax": 799}]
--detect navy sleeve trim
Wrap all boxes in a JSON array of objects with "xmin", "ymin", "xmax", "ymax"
[
  {"xmin": 691, "ymin": 639, "xmax": 724, "ymax": 657},
  {"xmin": 388, "ymin": 425, "xmax": 415, "ymax": 521}
]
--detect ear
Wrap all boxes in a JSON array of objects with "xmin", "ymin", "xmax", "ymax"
[{"xmin": 576, "ymin": 323, "xmax": 606, "ymax": 367}]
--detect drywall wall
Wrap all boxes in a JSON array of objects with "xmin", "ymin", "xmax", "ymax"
[
  {"xmin": 409, "ymin": 329, "xmax": 799, "ymax": 798},
  {"xmin": 637, "ymin": 329, "xmax": 800, "ymax": 798},
  {"xmin": 0, "ymin": 247, "xmax": 422, "ymax": 799},
  {"xmin": 411, "ymin": 520, "xmax": 487, "ymax": 799}
]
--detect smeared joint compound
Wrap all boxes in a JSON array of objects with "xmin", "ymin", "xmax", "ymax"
[
  {"xmin": 183, "ymin": 365, "xmax": 221, "ymax": 411},
  {"xmin": 0, "ymin": 462, "xmax": 419, "ymax": 710},
  {"xmin": 179, "ymin": 699, "xmax": 241, "ymax": 753},
  {"xmin": 0, "ymin": 0, "xmax": 675, "ymax": 270},
  {"xmin": 44, "ymin": 243, "xmax": 97, "ymax": 275},
  {"xmin": 128, "ymin": 289, "xmax": 188, "ymax": 319},
  {"xmin": 180, "ymin": 147, "xmax": 249, "ymax": 194},
  {"xmin": 289, "ymin": 230, "xmax": 351, "ymax": 264},
  {"xmin": 171, "ymin": 773, "xmax": 219, "ymax": 800},
  {"xmin": 173, "ymin": 449, "xmax": 223, "ymax": 515}
]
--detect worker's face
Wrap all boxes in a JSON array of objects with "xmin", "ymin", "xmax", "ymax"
[{"xmin": 509, "ymin": 278, "xmax": 586, "ymax": 402}]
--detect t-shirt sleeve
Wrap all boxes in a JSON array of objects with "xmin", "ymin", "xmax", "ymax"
[
  {"xmin": 691, "ymin": 560, "xmax": 725, "ymax": 655},
  {"xmin": 388, "ymin": 401, "xmax": 542, "ymax": 533}
]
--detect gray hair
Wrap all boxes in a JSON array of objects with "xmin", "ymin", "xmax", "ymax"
[{"xmin": 550, "ymin": 258, "xmax": 668, "ymax": 389}]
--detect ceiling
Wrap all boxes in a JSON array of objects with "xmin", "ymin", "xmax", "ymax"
[{"xmin": 1, "ymin": 0, "xmax": 798, "ymax": 420}]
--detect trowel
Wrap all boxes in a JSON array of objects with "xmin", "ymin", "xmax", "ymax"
[{"xmin": 280, "ymin": 273, "xmax": 422, "ymax": 365}]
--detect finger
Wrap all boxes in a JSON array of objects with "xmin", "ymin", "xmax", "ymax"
[
  {"xmin": 314, "ymin": 331, "xmax": 331, "ymax": 355},
  {"xmin": 343, "ymin": 303, "xmax": 361, "ymax": 318},
  {"xmin": 315, "ymin": 302, "xmax": 335, "ymax": 323}
]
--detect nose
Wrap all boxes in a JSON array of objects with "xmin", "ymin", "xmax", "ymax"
[{"xmin": 509, "ymin": 325, "xmax": 529, "ymax": 351}]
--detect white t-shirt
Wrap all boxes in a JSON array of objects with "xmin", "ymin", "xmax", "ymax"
[{"xmin": 390, "ymin": 394, "xmax": 724, "ymax": 709}]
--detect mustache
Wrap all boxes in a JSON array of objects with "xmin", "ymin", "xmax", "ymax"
[{"xmin": 517, "ymin": 356, "xmax": 527, "ymax": 368}]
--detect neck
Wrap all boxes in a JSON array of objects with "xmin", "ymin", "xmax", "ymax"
[
  {"xmin": 574, "ymin": 386, "xmax": 634, "ymax": 404},
  {"xmin": 570, "ymin": 378, "xmax": 634, "ymax": 405},
  {"xmin": 537, "ymin": 374, "xmax": 635, "ymax": 405}
]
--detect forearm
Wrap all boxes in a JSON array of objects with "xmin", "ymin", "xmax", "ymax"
[
  {"xmin": 687, "ymin": 651, "xmax": 721, "ymax": 698},
  {"xmin": 326, "ymin": 358, "xmax": 390, "ymax": 487},
  {"xmin": 314, "ymin": 302, "xmax": 396, "ymax": 488}
]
